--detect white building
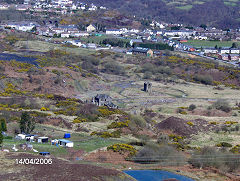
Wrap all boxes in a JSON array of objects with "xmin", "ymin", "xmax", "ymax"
[
  {"xmin": 71, "ymin": 40, "xmax": 82, "ymax": 47},
  {"xmin": 61, "ymin": 32, "xmax": 71, "ymax": 38},
  {"xmin": 164, "ymin": 30, "xmax": 195, "ymax": 37},
  {"xmin": 220, "ymin": 48, "xmax": 230, "ymax": 54},
  {"xmin": 16, "ymin": 134, "xmax": 26, "ymax": 140},
  {"xmin": 204, "ymin": 48, "xmax": 218, "ymax": 54},
  {"xmin": 106, "ymin": 29, "xmax": 122, "ymax": 35},
  {"xmin": 230, "ymin": 48, "xmax": 240, "ymax": 54},
  {"xmin": 0, "ymin": 4, "xmax": 9, "ymax": 10},
  {"xmin": 37, "ymin": 137, "xmax": 49, "ymax": 143},
  {"xmin": 58, "ymin": 139, "xmax": 74, "ymax": 147}
]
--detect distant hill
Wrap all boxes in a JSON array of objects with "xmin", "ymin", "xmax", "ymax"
[{"xmin": 83, "ymin": 0, "xmax": 240, "ymax": 29}]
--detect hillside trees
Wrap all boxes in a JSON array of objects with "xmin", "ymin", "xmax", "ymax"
[
  {"xmin": 19, "ymin": 112, "xmax": 35, "ymax": 134},
  {"xmin": 0, "ymin": 118, "xmax": 7, "ymax": 131},
  {"xmin": 0, "ymin": 118, "xmax": 5, "ymax": 147},
  {"xmin": 0, "ymin": 131, "xmax": 3, "ymax": 146}
]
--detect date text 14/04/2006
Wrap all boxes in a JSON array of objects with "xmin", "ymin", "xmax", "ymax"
[{"xmin": 16, "ymin": 158, "xmax": 52, "ymax": 164}]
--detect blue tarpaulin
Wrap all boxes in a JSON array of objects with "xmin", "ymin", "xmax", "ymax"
[{"xmin": 64, "ymin": 133, "xmax": 71, "ymax": 138}]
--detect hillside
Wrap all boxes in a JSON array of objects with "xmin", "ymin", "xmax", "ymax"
[
  {"xmin": 1, "ymin": 32, "xmax": 240, "ymax": 180},
  {"xmin": 83, "ymin": 0, "xmax": 240, "ymax": 29}
]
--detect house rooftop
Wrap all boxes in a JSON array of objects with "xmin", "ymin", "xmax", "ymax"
[
  {"xmin": 132, "ymin": 47, "xmax": 150, "ymax": 53},
  {"xmin": 95, "ymin": 94, "xmax": 111, "ymax": 100},
  {"xmin": 58, "ymin": 139, "xmax": 73, "ymax": 143}
]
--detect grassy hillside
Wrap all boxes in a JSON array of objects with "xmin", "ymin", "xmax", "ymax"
[
  {"xmin": 82, "ymin": 0, "xmax": 240, "ymax": 28},
  {"xmin": 1, "ymin": 32, "xmax": 240, "ymax": 180}
]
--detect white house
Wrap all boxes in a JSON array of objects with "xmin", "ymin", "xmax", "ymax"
[
  {"xmin": 106, "ymin": 29, "xmax": 122, "ymax": 35},
  {"xmin": 37, "ymin": 137, "xmax": 49, "ymax": 143},
  {"xmin": 230, "ymin": 48, "xmax": 240, "ymax": 54},
  {"xmin": 129, "ymin": 29, "xmax": 140, "ymax": 33},
  {"xmin": 130, "ymin": 39, "xmax": 143, "ymax": 46},
  {"xmin": 194, "ymin": 35, "xmax": 208, "ymax": 40},
  {"xmin": 16, "ymin": 134, "xmax": 26, "ymax": 140},
  {"xmin": 204, "ymin": 48, "xmax": 218, "ymax": 54},
  {"xmin": 164, "ymin": 30, "xmax": 195, "ymax": 37},
  {"xmin": 0, "ymin": 4, "xmax": 9, "ymax": 10},
  {"xmin": 87, "ymin": 43, "xmax": 97, "ymax": 49},
  {"xmin": 72, "ymin": 32, "xmax": 89, "ymax": 37},
  {"xmin": 220, "ymin": 48, "xmax": 230, "ymax": 54},
  {"xmin": 71, "ymin": 40, "xmax": 82, "ymax": 47},
  {"xmin": 25, "ymin": 134, "xmax": 36, "ymax": 142},
  {"xmin": 86, "ymin": 24, "xmax": 96, "ymax": 32},
  {"xmin": 58, "ymin": 139, "xmax": 74, "ymax": 147},
  {"xmin": 18, "ymin": 23, "xmax": 35, "ymax": 31},
  {"xmin": 51, "ymin": 27, "xmax": 65, "ymax": 34},
  {"xmin": 61, "ymin": 32, "xmax": 71, "ymax": 38}
]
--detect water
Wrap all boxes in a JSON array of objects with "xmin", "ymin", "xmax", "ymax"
[
  {"xmin": 124, "ymin": 170, "xmax": 195, "ymax": 181},
  {"xmin": 0, "ymin": 53, "xmax": 38, "ymax": 67}
]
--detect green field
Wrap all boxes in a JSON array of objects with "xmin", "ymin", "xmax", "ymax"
[
  {"xmin": 176, "ymin": 5, "xmax": 193, "ymax": 10},
  {"xmin": 80, "ymin": 34, "xmax": 130, "ymax": 44},
  {"xmin": 182, "ymin": 40, "xmax": 239, "ymax": 48}
]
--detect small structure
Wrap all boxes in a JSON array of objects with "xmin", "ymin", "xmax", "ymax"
[
  {"xmin": 219, "ymin": 48, "xmax": 230, "ymax": 54},
  {"xmin": 92, "ymin": 94, "xmax": 118, "ymax": 108},
  {"xmin": 132, "ymin": 47, "xmax": 153, "ymax": 57},
  {"xmin": 39, "ymin": 152, "xmax": 50, "ymax": 157},
  {"xmin": 144, "ymin": 82, "xmax": 152, "ymax": 93},
  {"xmin": 86, "ymin": 24, "xmax": 96, "ymax": 32},
  {"xmin": 25, "ymin": 134, "xmax": 36, "ymax": 142},
  {"xmin": 58, "ymin": 139, "xmax": 74, "ymax": 147},
  {"xmin": 87, "ymin": 43, "xmax": 97, "ymax": 49},
  {"xmin": 16, "ymin": 134, "xmax": 26, "ymax": 140},
  {"xmin": 64, "ymin": 133, "xmax": 71, "ymax": 138},
  {"xmin": 204, "ymin": 48, "xmax": 218, "ymax": 54},
  {"xmin": 71, "ymin": 40, "xmax": 82, "ymax": 47},
  {"xmin": 37, "ymin": 137, "xmax": 49, "ymax": 143},
  {"xmin": 130, "ymin": 39, "xmax": 143, "ymax": 46}
]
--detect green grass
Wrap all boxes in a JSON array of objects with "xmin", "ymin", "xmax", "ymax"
[
  {"xmin": 228, "ymin": 0, "xmax": 239, "ymax": 2},
  {"xmin": 193, "ymin": 1, "xmax": 205, "ymax": 4},
  {"xmin": 80, "ymin": 34, "xmax": 130, "ymax": 45},
  {"xmin": 182, "ymin": 40, "xmax": 239, "ymax": 48},
  {"xmin": 176, "ymin": 5, "xmax": 193, "ymax": 10},
  {"xmin": 15, "ymin": 40, "xmax": 95, "ymax": 56},
  {"xmin": 73, "ymin": 137, "xmax": 124, "ymax": 152},
  {"xmin": 224, "ymin": 1, "xmax": 237, "ymax": 6}
]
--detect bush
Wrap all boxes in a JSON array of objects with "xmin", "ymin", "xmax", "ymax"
[
  {"xmin": 128, "ymin": 115, "xmax": 146, "ymax": 131},
  {"xmin": 90, "ymin": 130, "xmax": 121, "ymax": 138},
  {"xmin": 230, "ymin": 145, "xmax": 240, "ymax": 153},
  {"xmin": 132, "ymin": 143, "xmax": 185, "ymax": 165},
  {"xmin": 189, "ymin": 146, "xmax": 240, "ymax": 172},
  {"xmin": 107, "ymin": 121, "xmax": 129, "ymax": 129},
  {"xmin": 0, "ymin": 118, "xmax": 7, "ymax": 131},
  {"xmin": 187, "ymin": 121, "xmax": 194, "ymax": 126},
  {"xmin": 107, "ymin": 143, "xmax": 137, "ymax": 156},
  {"xmin": 40, "ymin": 107, "xmax": 49, "ymax": 111},
  {"xmin": 102, "ymin": 62, "xmax": 125, "ymax": 75},
  {"xmin": 143, "ymin": 71, "xmax": 152, "ymax": 79},
  {"xmin": 188, "ymin": 104, "xmax": 196, "ymax": 111},
  {"xmin": 209, "ymin": 121, "xmax": 218, "ymax": 125},
  {"xmin": 193, "ymin": 74, "xmax": 213, "ymax": 85},
  {"xmin": 213, "ymin": 100, "xmax": 232, "ymax": 113},
  {"xmin": 157, "ymin": 134, "xmax": 169, "ymax": 144},
  {"xmin": 216, "ymin": 142, "xmax": 233, "ymax": 147},
  {"xmin": 189, "ymin": 146, "xmax": 221, "ymax": 169}
]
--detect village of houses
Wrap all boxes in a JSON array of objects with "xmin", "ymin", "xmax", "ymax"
[{"xmin": 0, "ymin": 0, "xmax": 240, "ymax": 64}]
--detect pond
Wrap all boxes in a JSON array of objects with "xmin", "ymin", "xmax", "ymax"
[
  {"xmin": 0, "ymin": 53, "xmax": 38, "ymax": 67},
  {"xmin": 123, "ymin": 170, "xmax": 195, "ymax": 181}
]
